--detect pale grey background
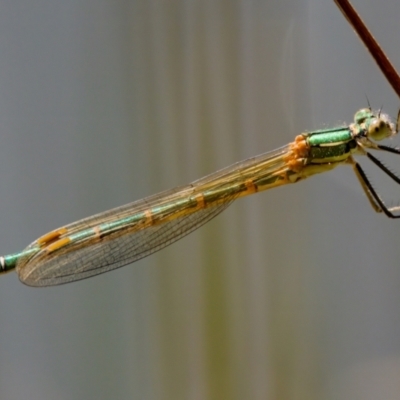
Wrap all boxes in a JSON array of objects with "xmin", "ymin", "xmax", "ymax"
[{"xmin": 0, "ymin": 1, "xmax": 399, "ymax": 399}]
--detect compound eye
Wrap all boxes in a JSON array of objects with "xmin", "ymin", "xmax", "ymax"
[
  {"xmin": 367, "ymin": 118, "xmax": 391, "ymax": 141},
  {"xmin": 354, "ymin": 108, "xmax": 371, "ymax": 124}
]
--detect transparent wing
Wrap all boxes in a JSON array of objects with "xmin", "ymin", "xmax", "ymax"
[
  {"xmin": 16, "ymin": 144, "xmax": 291, "ymax": 286},
  {"xmin": 17, "ymin": 198, "xmax": 234, "ymax": 286}
]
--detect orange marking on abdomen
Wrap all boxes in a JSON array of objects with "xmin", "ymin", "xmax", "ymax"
[
  {"xmin": 194, "ymin": 193, "xmax": 206, "ymax": 209},
  {"xmin": 245, "ymin": 179, "xmax": 257, "ymax": 194},
  {"xmin": 289, "ymin": 135, "xmax": 309, "ymax": 157},
  {"xmin": 284, "ymin": 138, "xmax": 308, "ymax": 173},
  {"xmin": 144, "ymin": 210, "xmax": 153, "ymax": 225},
  {"xmin": 46, "ymin": 237, "xmax": 71, "ymax": 253},
  {"xmin": 287, "ymin": 158, "xmax": 305, "ymax": 172},
  {"xmin": 37, "ymin": 227, "xmax": 68, "ymax": 246},
  {"xmin": 93, "ymin": 226, "xmax": 101, "ymax": 239}
]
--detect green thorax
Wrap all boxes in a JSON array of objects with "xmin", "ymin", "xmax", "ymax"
[
  {"xmin": 304, "ymin": 126, "xmax": 355, "ymax": 163},
  {"xmin": 306, "ymin": 126, "xmax": 352, "ymax": 146}
]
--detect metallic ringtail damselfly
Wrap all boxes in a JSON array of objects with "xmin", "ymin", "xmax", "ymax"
[{"xmin": 1, "ymin": 108, "xmax": 400, "ymax": 286}]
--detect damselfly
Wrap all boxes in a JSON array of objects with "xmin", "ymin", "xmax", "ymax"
[{"xmin": 1, "ymin": 108, "xmax": 399, "ymax": 286}]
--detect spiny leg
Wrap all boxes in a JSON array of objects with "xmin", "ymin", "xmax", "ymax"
[
  {"xmin": 348, "ymin": 157, "xmax": 382, "ymax": 213},
  {"xmin": 365, "ymin": 152, "xmax": 400, "ymax": 184},
  {"xmin": 347, "ymin": 156, "xmax": 400, "ymax": 218}
]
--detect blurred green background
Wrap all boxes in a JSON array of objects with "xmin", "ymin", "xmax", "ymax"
[{"xmin": 0, "ymin": 1, "xmax": 400, "ymax": 399}]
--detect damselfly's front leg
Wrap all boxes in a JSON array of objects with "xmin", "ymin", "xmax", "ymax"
[{"xmin": 347, "ymin": 155, "xmax": 400, "ymax": 218}]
